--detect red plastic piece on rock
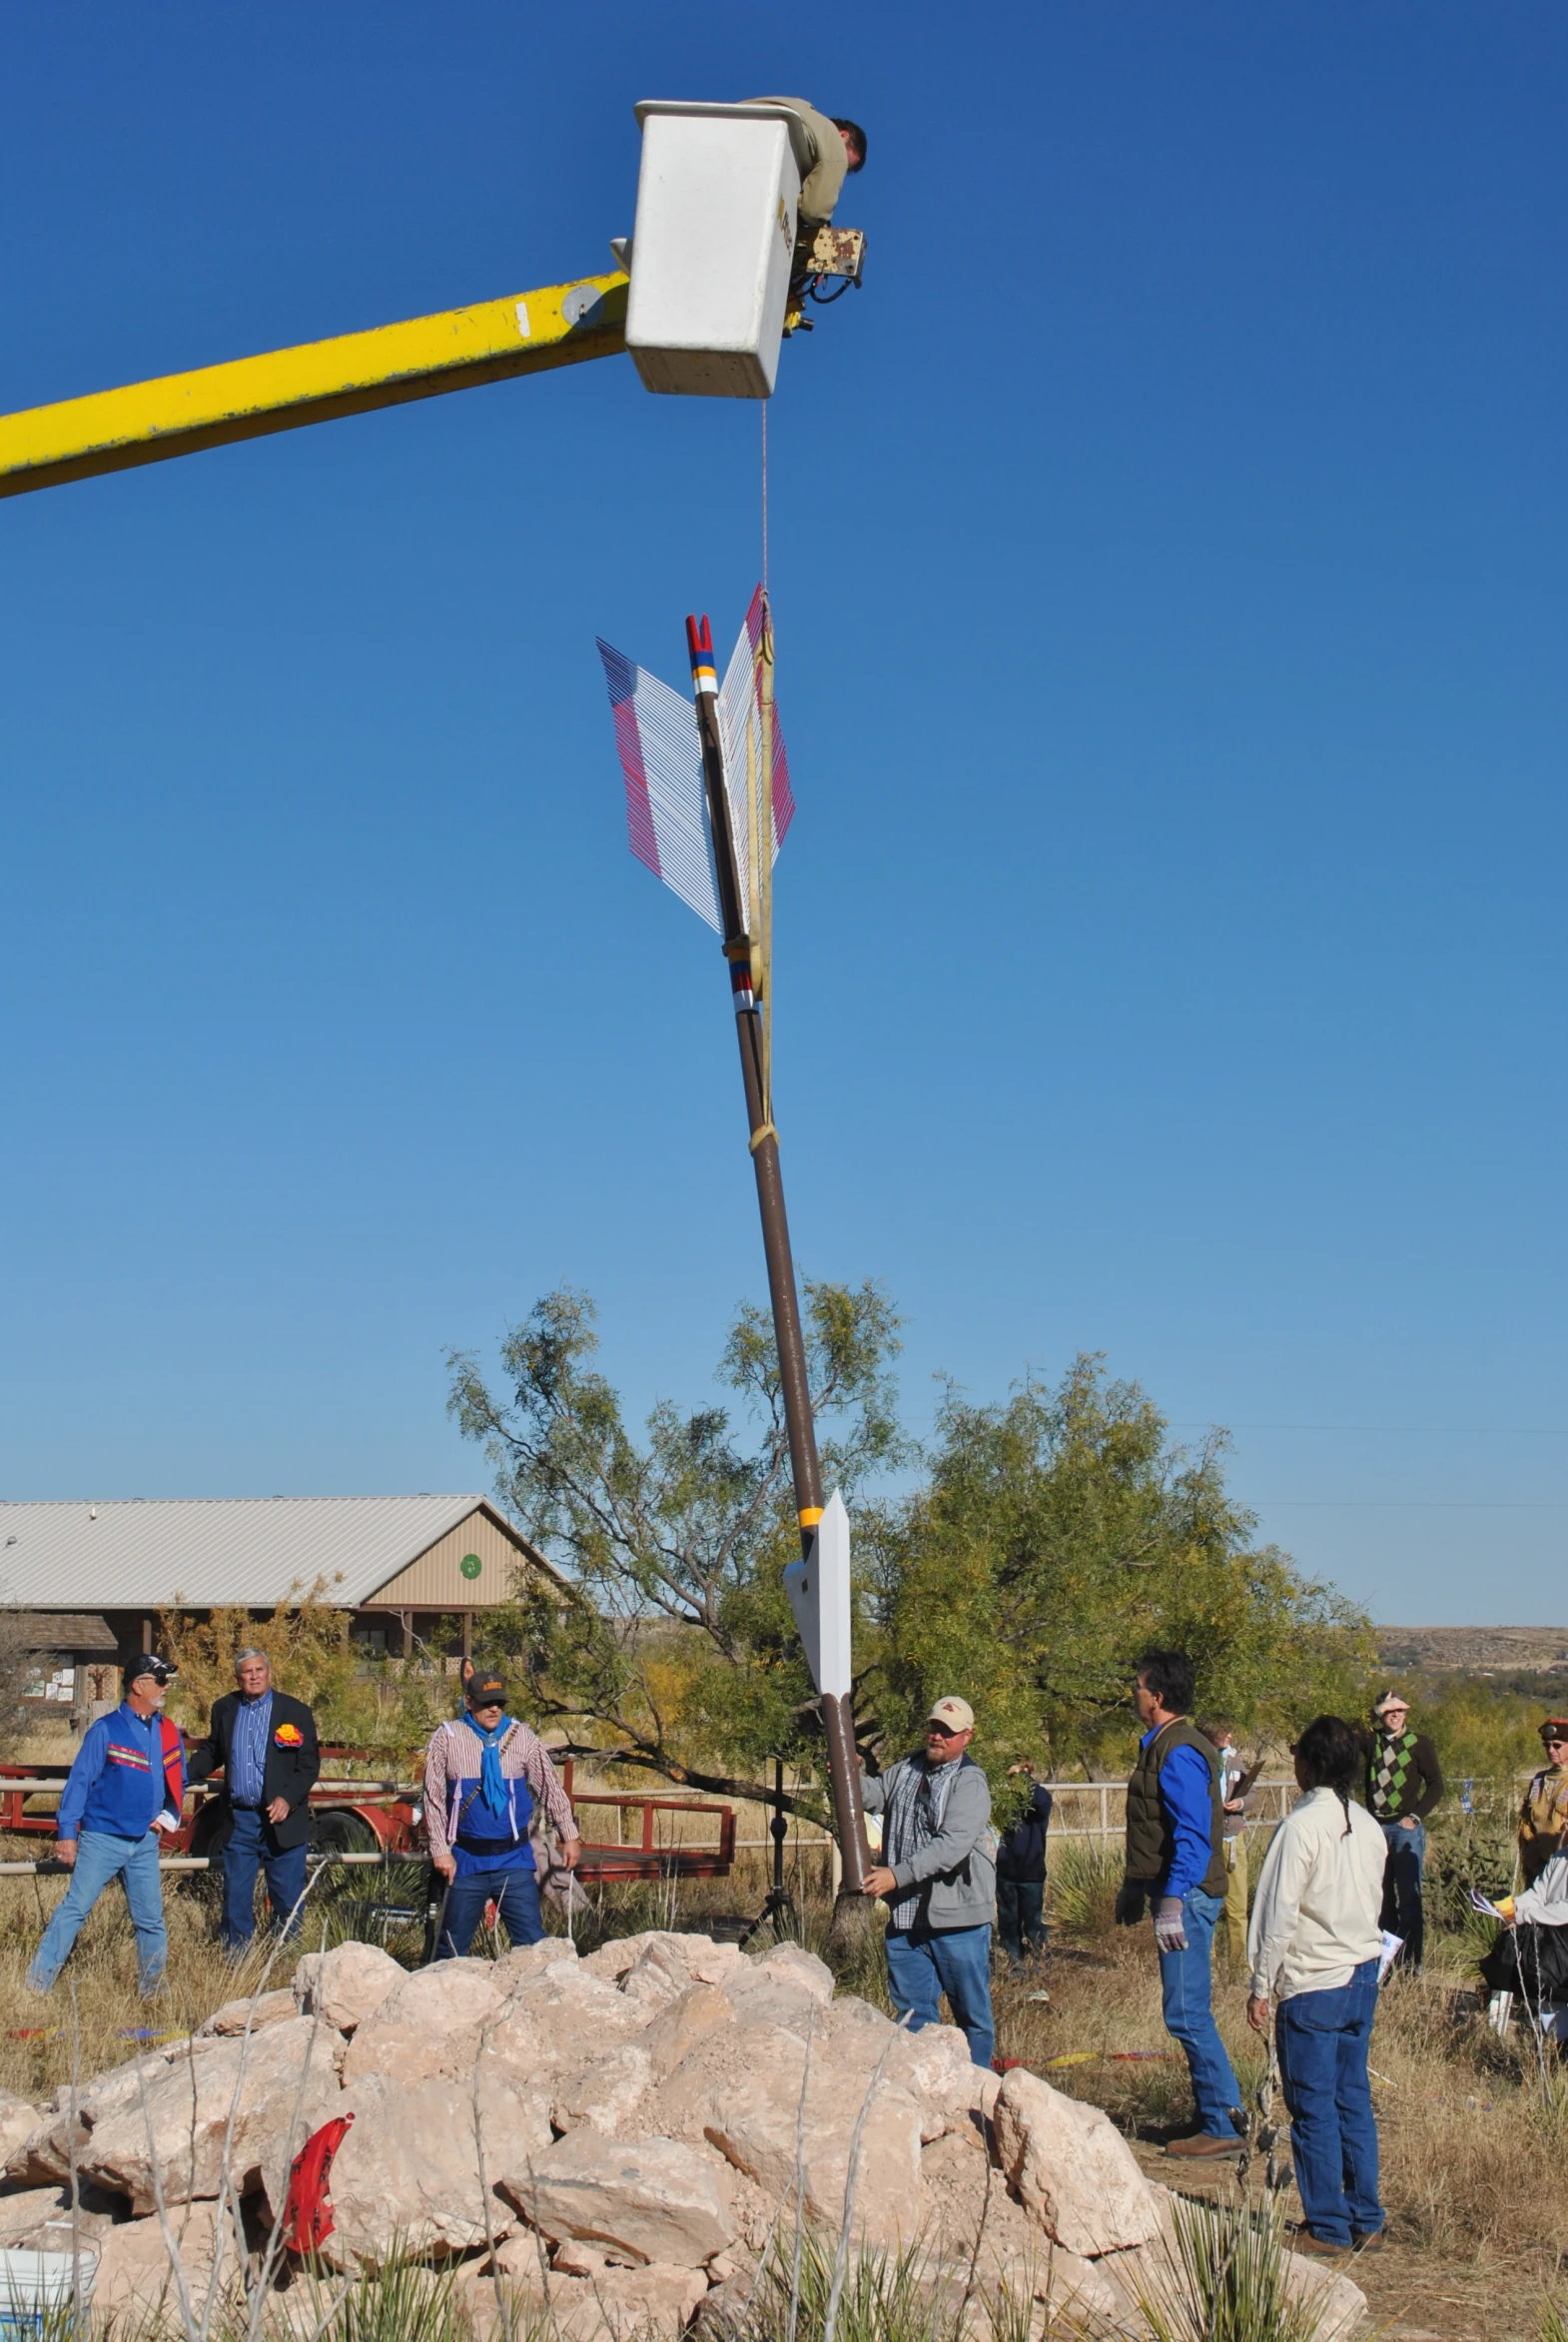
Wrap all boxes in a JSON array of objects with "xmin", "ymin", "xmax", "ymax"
[{"xmin": 283, "ymin": 2113, "xmax": 356, "ymax": 2254}]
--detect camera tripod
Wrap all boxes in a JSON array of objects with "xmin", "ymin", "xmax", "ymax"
[{"xmin": 737, "ymin": 1757, "xmax": 798, "ymax": 1950}]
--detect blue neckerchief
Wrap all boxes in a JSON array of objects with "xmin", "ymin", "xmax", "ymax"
[{"xmin": 472, "ymin": 1713, "xmax": 511, "ymax": 1821}]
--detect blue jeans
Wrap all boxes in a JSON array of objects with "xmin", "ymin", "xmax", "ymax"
[
  {"xmin": 997, "ymin": 1879, "xmax": 1047, "ymax": 1968},
  {"xmin": 435, "ymin": 1865, "xmax": 542, "ymax": 1958},
  {"xmin": 1379, "ymin": 1820, "xmax": 1425, "ymax": 1969},
  {"xmin": 884, "ymin": 1926, "xmax": 996, "ymax": 2067},
  {"xmin": 220, "ymin": 1806, "xmax": 309, "ymax": 1949},
  {"xmin": 1275, "ymin": 1957, "xmax": 1383, "ymax": 2246},
  {"xmin": 1159, "ymin": 1886, "xmax": 1240, "ymax": 2137},
  {"xmin": 28, "ymin": 1829, "xmax": 168, "ymax": 1995}
]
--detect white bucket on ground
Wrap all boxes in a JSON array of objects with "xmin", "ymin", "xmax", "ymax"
[{"xmin": 0, "ymin": 2246, "xmax": 97, "ymax": 2339}]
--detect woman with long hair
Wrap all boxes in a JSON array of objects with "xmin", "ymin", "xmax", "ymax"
[{"xmin": 1246, "ymin": 1714, "xmax": 1389, "ymax": 2259}]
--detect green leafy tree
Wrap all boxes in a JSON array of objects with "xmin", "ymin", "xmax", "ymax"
[
  {"xmin": 444, "ymin": 1281, "xmax": 907, "ymax": 1813},
  {"xmin": 867, "ymin": 1354, "xmax": 1375, "ymax": 1805}
]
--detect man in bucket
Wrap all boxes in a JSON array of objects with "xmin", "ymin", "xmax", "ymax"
[
  {"xmin": 27, "ymin": 1656, "xmax": 185, "ymax": 1995},
  {"xmin": 423, "ymin": 1671, "xmax": 581, "ymax": 1956}
]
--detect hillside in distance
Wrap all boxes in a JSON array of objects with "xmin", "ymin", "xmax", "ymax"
[{"xmin": 1378, "ymin": 1626, "xmax": 1568, "ymax": 1676}]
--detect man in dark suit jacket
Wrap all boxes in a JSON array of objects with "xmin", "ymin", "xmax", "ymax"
[{"xmin": 186, "ymin": 1650, "xmax": 321, "ymax": 1949}]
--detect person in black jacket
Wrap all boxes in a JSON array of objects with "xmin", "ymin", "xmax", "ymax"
[
  {"xmin": 997, "ymin": 1760, "xmax": 1053, "ymax": 1975},
  {"xmin": 186, "ymin": 1650, "xmax": 322, "ymax": 1950}
]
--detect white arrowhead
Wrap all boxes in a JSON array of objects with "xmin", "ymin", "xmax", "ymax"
[{"xmin": 783, "ymin": 1488, "xmax": 852, "ymax": 1699}]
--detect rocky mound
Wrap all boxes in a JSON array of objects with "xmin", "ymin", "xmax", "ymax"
[{"xmin": 0, "ymin": 1933, "xmax": 1365, "ymax": 2339}]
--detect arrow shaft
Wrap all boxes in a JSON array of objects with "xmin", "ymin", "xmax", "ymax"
[{"xmin": 687, "ymin": 611, "xmax": 868, "ymax": 1893}]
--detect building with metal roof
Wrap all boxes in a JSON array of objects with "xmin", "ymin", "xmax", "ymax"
[{"xmin": 0, "ymin": 1495, "xmax": 562, "ymax": 1690}]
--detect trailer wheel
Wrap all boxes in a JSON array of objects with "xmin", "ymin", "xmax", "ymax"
[{"xmin": 310, "ymin": 1810, "xmax": 379, "ymax": 1860}]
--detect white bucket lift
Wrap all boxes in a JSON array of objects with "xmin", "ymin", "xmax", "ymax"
[{"xmin": 626, "ymin": 102, "xmax": 816, "ymax": 398}]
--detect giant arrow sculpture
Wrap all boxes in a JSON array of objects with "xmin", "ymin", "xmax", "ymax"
[{"xmin": 597, "ymin": 595, "xmax": 871, "ymax": 1914}]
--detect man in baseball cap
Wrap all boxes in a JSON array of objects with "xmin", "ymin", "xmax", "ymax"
[
  {"xmin": 27, "ymin": 1656, "xmax": 185, "ymax": 1995},
  {"xmin": 422, "ymin": 1670, "xmax": 581, "ymax": 1958},
  {"xmin": 858, "ymin": 1694, "xmax": 996, "ymax": 2067},
  {"xmin": 1518, "ymin": 1720, "xmax": 1568, "ymax": 1885}
]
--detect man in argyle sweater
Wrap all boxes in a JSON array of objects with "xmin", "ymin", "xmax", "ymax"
[{"xmin": 1363, "ymin": 1689, "xmax": 1443, "ymax": 1971}]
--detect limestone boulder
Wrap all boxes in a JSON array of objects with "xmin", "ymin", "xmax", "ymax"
[
  {"xmin": 699, "ymin": 2057, "xmax": 924, "ymax": 2246},
  {"xmin": 619, "ymin": 1941, "xmax": 698, "ymax": 2011},
  {"xmin": 464, "ymin": 2251, "xmax": 711, "ymax": 2342},
  {"xmin": 1029, "ymin": 2248, "xmax": 1142, "ymax": 2337},
  {"xmin": 493, "ymin": 1937, "xmax": 580, "ymax": 1989},
  {"xmin": 0, "ymin": 2091, "xmax": 45, "ymax": 2172},
  {"xmin": 721, "ymin": 1946, "xmax": 834, "ymax": 2038},
  {"xmin": 501, "ymin": 2130, "xmax": 736, "ymax": 2269},
  {"xmin": 0, "ymin": 2183, "xmax": 122, "ymax": 2253},
  {"xmin": 644, "ymin": 2019, "xmax": 805, "ymax": 2145},
  {"xmin": 1282, "ymin": 2251, "xmax": 1368, "ymax": 2342},
  {"xmin": 340, "ymin": 1957, "xmax": 509, "ymax": 2086},
  {"xmin": 636, "ymin": 1984, "xmax": 735, "ymax": 2083},
  {"xmin": 279, "ymin": 2070, "xmax": 555, "ymax": 2274},
  {"xmin": 552, "ymin": 2045, "xmax": 654, "ymax": 2137},
  {"xmin": 481, "ymin": 1963, "xmax": 652, "ymax": 2093},
  {"xmin": 743, "ymin": 1944, "xmax": 834, "ymax": 2003},
  {"xmin": 91, "ymin": 2200, "xmax": 244, "ymax": 2323},
  {"xmin": 992, "ymin": 2068, "xmax": 1161, "ymax": 2258},
  {"xmin": 10, "ymin": 2049, "xmax": 225, "ymax": 2187},
  {"xmin": 198, "ymin": 1988, "xmax": 299, "ymax": 2038},
  {"xmin": 818, "ymin": 1999, "xmax": 984, "ymax": 2141},
  {"xmin": 580, "ymin": 1932, "xmax": 743, "ymax": 1988},
  {"xmin": 292, "ymin": 1941, "xmax": 404, "ymax": 2034},
  {"xmin": 78, "ymin": 2019, "xmax": 345, "ymax": 2213}
]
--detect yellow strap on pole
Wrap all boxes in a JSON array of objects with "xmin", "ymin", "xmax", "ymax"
[{"xmin": 0, "ymin": 273, "xmax": 628, "ymax": 498}]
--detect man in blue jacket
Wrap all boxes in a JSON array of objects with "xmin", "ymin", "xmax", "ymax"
[
  {"xmin": 1116, "ymin": 1649, "xmax": 1242, "ymax": 2158},
  {"xmin": 26, "ymin": 1656, "xmax": 186, "ymax": 1996}
]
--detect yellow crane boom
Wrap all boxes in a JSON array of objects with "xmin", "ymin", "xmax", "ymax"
[{"xmin": 0, "ymin": 270, "xmax": 627, "ymax": 499}]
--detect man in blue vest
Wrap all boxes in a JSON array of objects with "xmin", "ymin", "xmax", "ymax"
[
  {"xmin": 1117, "ymin": 1649, "xmax": 1242, "ymax": 2158},
  {"xmin": 27, "ymin": 1656, "xmax": 186, "ymax": 1996}
]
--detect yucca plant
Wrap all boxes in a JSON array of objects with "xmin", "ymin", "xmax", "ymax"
[
  {"xmin": 733, "ymin": 2225, "xmax": 960, "ymax": 2342},
  {"xmin": 1133, "ymin": 2193, "xmax": 1330, "ymax": 2342},
  {"xmin": 1043, "ymin": 1842, "xmax": 1122, "ymax": 1939}
]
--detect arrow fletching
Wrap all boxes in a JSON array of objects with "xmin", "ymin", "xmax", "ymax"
[{"xmin": 597, "ymin": 587, "xmax": 792, "ymax": 938}]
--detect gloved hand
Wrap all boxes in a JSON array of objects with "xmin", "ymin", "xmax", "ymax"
[
  {"xmin": 1154, "ymin": 1896, "xmax": 1188, "ymax": 1953},
  {"xmin": 1114, "ymin": 1881, "xmax": 1148, "ymax": 1928}
]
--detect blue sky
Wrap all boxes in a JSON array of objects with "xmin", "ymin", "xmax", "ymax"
[{"xmin": 1, "ymin": 5, "xmax": 1563, "ymax": 1626}]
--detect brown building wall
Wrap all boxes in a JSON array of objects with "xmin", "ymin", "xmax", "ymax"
[{"xmin": 358, "ymin": 1508, "xmax": 535, "ymax": 1612}]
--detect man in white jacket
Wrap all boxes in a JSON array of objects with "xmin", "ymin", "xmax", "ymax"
[{"xmin": 1246, "ymin": 1715, "xmax": 1388, "ymax": 2259}]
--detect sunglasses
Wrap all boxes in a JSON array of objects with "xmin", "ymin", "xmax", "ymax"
[
  {"xmin": 926, "ymin": 1723, "xmax": 965, "ymax": 1738},
  {"xmin": 1547, "ymin": 1739, "xmax": 1568, "ymax": 1750}
]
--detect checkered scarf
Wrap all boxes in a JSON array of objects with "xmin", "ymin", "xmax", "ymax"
[{"xmin": 882, "ymin": 1755, "xmax": 964, "ymax": 1931}]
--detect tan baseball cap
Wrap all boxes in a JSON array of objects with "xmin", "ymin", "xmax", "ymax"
[{"xmin": 927, "ymin": 1697, "xmax": 974, "ymax": 1733}]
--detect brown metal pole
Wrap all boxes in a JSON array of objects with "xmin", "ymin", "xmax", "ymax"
[{"xmin": 685, "ymin": 614, "xmax": 869, "ymax": 1895}]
